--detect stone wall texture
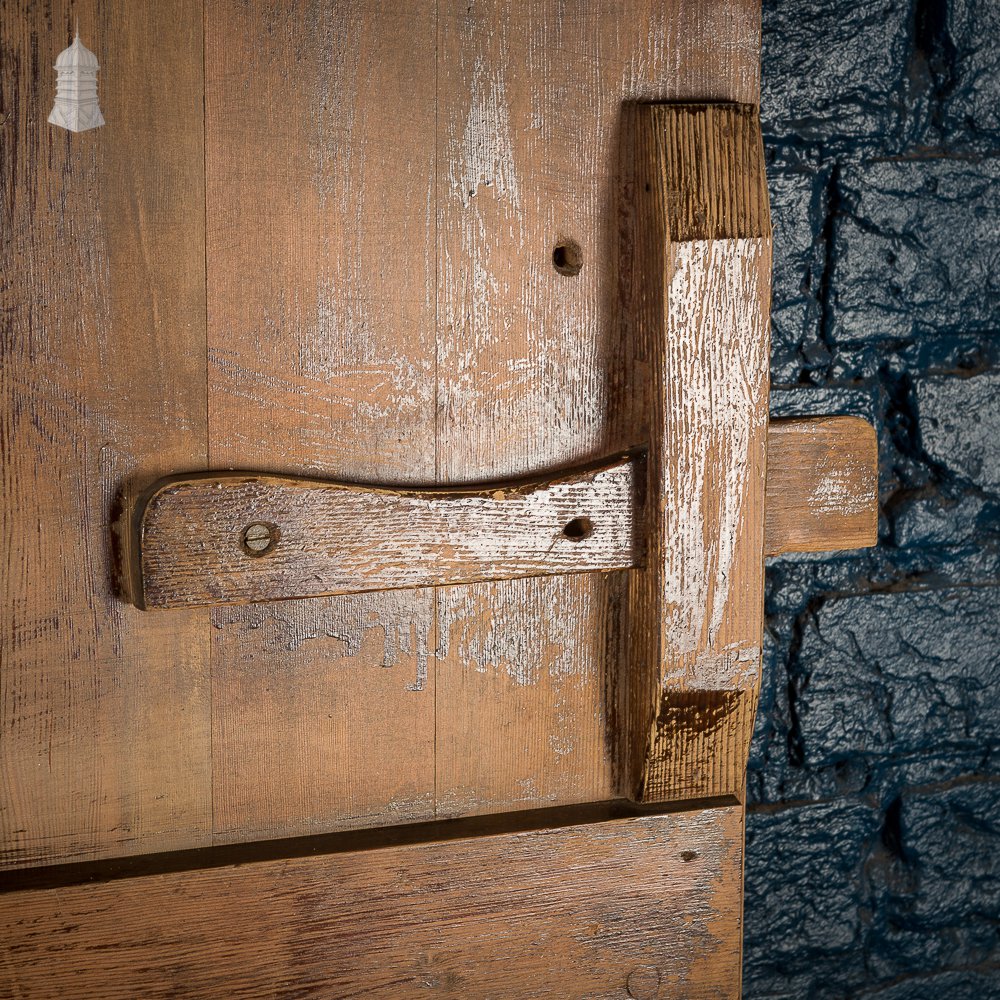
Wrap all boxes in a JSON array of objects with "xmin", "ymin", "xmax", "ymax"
[{"xmin": 745, "ymin": 0, "xmax": 1000, "ymax": 996}]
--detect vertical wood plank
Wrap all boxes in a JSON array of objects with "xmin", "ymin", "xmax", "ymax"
[
  {"xmin": 626, "ymin": 104, "xmax": 771, "ymax": 803},
  {"xmin": 203, "ymin": 2, "xmax": 439, "ymax": 841},
  {"xmin": 434, "ymin": 2, "xmax": 763, "ymax": 815},
  {"xmin": 0, "ymin": 1, "xmax": 210, "ymax": 868}
]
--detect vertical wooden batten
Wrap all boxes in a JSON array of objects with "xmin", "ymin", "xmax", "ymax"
[{"xmin": 626, "ymin": 104, "xmax": 772, "ymax": 803}]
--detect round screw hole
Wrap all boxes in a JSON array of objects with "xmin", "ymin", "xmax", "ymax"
[
  {"xmin": 562, "ymin": 517, "xmax": 593, "ymax": 541},
  {"xmin": 241, "ymin": 522, "xmax": 279, "ymax": 557},
  {"xmin": 552, "ymin": 239, "xmax": 583, "ymax": 277}
]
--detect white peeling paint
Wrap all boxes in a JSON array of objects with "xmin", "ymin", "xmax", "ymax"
[
  {"xmin": 661, "ymin": 239, "xmax": 769, "ymax": 662},
  {"xmin": 450, "ymin": 54, "xmax": 521, "ymax": 210}
]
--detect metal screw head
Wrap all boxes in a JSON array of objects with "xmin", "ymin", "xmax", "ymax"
[
  {"xmin": 626, "ymin": 966, "xmax": 661, "ymax": 1000},
  {"xmin": 241, "ymin": 522, "xmax": 278, "ymax": 557}
]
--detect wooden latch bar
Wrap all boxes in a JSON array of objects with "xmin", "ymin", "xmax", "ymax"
[
  {"xmin": 115, "ymin": 104, "xmax": 878, "ymax": 810},
  {"xmin": 119, "ymin": 419, "xmax": 876, "ymax": 611}
]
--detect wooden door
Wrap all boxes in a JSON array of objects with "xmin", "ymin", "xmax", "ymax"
[{"xmin": 1, "ymin": 3, "xmax": 876, "ymax": 996}]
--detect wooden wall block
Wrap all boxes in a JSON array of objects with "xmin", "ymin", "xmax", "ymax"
[{"xmin": 765, "ymin": 417, "xmax": 879, "ymax": 556}]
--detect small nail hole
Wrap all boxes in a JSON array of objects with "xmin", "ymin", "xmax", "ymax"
[
  {"xmin": 241, "ymin": 522, "xmax": 279, "ymax": 557},
  {"xmin": 563, "ymin": 517, "xmax": 593, "ymax": 541},
  {"xmin": 552, "ymin": 239, "xmax": 583, "ymax": 277}
]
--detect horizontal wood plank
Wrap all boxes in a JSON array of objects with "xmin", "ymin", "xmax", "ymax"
[
  {"xmin": 0, "ymin": 805, "xmax": 743, "ymax": 999},
  {"xmin": 764, "ymin": 416, "xmax": 878, "ymax": 556}
]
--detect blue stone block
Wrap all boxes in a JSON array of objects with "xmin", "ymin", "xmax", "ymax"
[
  {"xmin": 743, "ymin": 798, "xmax": 879, "ymax": 998},
  {"xmin": 917, "ymin": 371, "xmax": 1000, "ymax": 494},
  {"xmin": 761, "ymin": 0, "xmax": 909, "ymax": 148},
  {"xmin": 796, "ymin": 587, "xmax": 1000, "ymax": 766},
  {"xmin": 866, "ymin": 780, "xmax": 1000, "ymax": 982},
  {"xmin": 858, "ymin": 969, "xmax": 1000, "ymax": 1000},
  {"xmin": 833, "ymin": 159, "xmax": 1000, "ymax": 345},
  {"xmin": 939, "ymin": 0, "xmax": 1000, "ymax": 149}
]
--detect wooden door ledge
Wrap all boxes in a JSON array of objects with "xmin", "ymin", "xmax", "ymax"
[{"xmin": 0, "ymin": 800, "xmax": 745, "ymax": 1000}]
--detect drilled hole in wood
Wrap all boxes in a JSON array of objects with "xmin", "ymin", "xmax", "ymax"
[
  {"xmin": 241, "ymin": 522, "xmax": 279, "ymax": 557},
  {"xmin": 562, "ymin": 516, "xmax": 593, "ymax": 541},
  {"xmin": 552, "ymin": 239, "xmax": 583, "ymax": 277}
]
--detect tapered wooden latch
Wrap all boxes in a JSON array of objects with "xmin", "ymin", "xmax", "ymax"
[{"xmin": 116, "ymin": 103, "xmax": 877, "ymax": 805}]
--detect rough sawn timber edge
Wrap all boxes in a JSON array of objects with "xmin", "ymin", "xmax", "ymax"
[{"xmin": 626, "ymin": 103, "xmax": 772, "ymax": 804}]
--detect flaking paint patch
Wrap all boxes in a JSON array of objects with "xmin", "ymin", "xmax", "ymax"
[
  {"xmin": 451, "ymin": 53, "xmax": 521, "ymax": 210},
  {"xmin": 809, "ymin": 465, "xmax": 872, "ymax": 516},
  {"xmin": 694, "ymin": 645, "xmax": 762, "ymax": 690},
  {"xmin": 662, "ymin": 239, "xmax": 769, "ymax": 663},
  {"xmin": 436, "ymin": 577, "xmax": 591, "ymax": 686},
  {"xmin": 212, "ymin": 593, "xmax": 432, "ymax": 693}
]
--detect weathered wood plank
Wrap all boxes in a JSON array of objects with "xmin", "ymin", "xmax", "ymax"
[
  {"xmin": 625, "ymin": 104, "xmax": 772, "ymax": 804},
  {"xmin": 434, "ymin": 0, "xmax": 763, "ymax": 821},
  {"xmin": 126, "ymin": 457, "xmax": 636, "ymax": 609},
  {"xmin": 1, "ymin": 1, "xmax": 211, "ymax": 868},
  {"xmin": 765, "ymin": 416, "xmax": 878, "ymax": 556},
  {"xmin": 203, "ymin": 2, "xmax": 439, "ymax": 843},
  {"xmin": 0, "ymin": 806, "xmax": 744, "ymax": 1000}
]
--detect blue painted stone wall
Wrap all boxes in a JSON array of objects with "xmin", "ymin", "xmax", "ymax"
[{"xmin": 744, "ymin": 1, "xmax": 1000, "ymax": 996}]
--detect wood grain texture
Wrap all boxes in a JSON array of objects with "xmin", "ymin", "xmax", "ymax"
[
  {"xmin": 434, "ymin": 0, "xmax": 763, "ymax": 821},
  {"xmin": 203, "ymin": 2, "xmax": 440, "ymax": 843},
  {"xmin": 0, "ymin": 1, "xmax": 211, "ymax": 868},
  {"xmin": 764, "ymin": 416, "xmax": 878, "ymax": 556},
  {"xmin": 0, "ymin": 806, "xmax": 744, "ymax": 1000},
  {"xmin": 625, "ymin": 104, "xmax": 771, "ymax": 804},
  {"xmin": 127, "ymin": 457, "xmax": 637, "ymax": 609}
]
